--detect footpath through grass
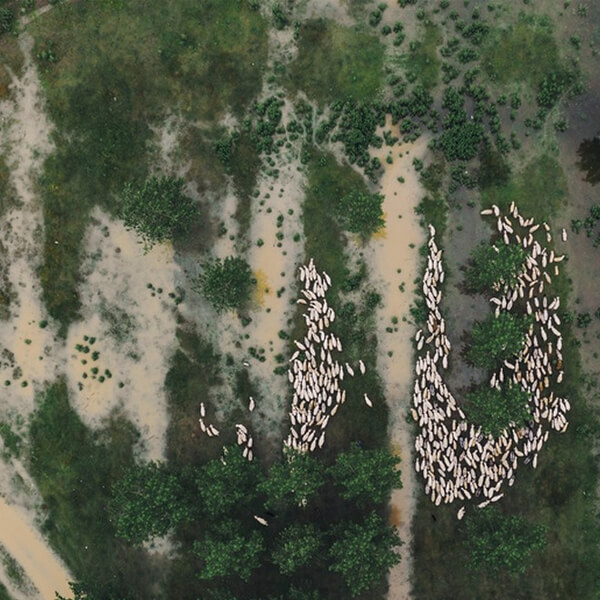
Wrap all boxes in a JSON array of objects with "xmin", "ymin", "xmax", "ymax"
[{"xmin": 30, "ymin": 0, "xmax": 268, "ymax": 333}]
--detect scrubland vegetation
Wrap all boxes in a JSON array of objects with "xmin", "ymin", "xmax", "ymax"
[{"xmin": 0, "ymin": 0, "xmax": 594, "ymax": 599}]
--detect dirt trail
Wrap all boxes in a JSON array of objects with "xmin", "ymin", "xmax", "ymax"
[
  {"xmin": 0, "ymin": 32, "xmax": 73, "ymax": 600},
  {"xmin": 366, "ymin": 124, "xmax": 428, "ymax": 600}
]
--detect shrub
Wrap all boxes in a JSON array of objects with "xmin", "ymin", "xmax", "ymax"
[
  {"xmin": 336, "ymin": 189, "xmax": 385, "ymax": 238},
  {"xmin": 196, "ymin": 256, "xmax": 253, "ymax": 312}
]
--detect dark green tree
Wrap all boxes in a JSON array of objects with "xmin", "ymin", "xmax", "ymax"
[
  {"xmin": 465, "ymin": 507, "xmax": 547, "ymax": 574},
  {"xmin": 109, "ymin": 461, "xmax": 189, "ymax": 544},
  {"xmin": 196, "ymin": 446, "xmax": 264, "ymax": 517},
  {"xmin": 195, "ymin": 256, "xmax": 254, "ymax": 312},
  {"xmin": 193, "ymin": 519, "xmax": 265, "ymax": 580},
  {"xmin": 466, "ymin": 383, "xmax": 530, "ymax": 437},
  {"xmin": 465, "ymin": 242, "xmax": 525, "ymax": 292},
  {"xmin": 328, "ymin": 512, "xmax": 401, "ymax": 596},
  {"xmin": 329, "ymin": 445, "xmax": 402, "ymax": 505},
  {"xmin": 272, "ymin": 523, "xmax": 323, "ymax": 574},
  {"xmin": 120, "ymin": 175, "xmax": 196, "ymax": 250},
  {"xmin": 336, "ymin": 189, "xmax": 385, "ymax": 238},
  {"xmin": 259, "ymin": 449, "xmax": 325, "ymax": 508},
  {"xmin": 467, "ymin": 312, "xmax": 530, "ymax": 369}
]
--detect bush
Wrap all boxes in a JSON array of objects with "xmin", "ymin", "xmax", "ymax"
[
  {"xmin": 120, "ymin": 176, "xmax": 196, "ymax": 250},
  {"xmin": 0, "ymin": 7, "xmax": 13, "ymax": 34},
  {"xmin": 464, "ymin": 242, "xmax": 525, "ymax": 292},
  {"xmin": 196, "ymin": 256, "xmax": 254, "ymax": 312},
  {"xmin": 336, "ymin": 189, "xmax": 385, "ymax": 238}
]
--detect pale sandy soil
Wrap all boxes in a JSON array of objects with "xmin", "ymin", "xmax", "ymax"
[
  {"xmin": 65, "ymin": 208, "xmax": 181, "ymax": 462},
  {"xmin": 365, "ymin": 122, "xmax": 429, "ymax": 600},
  {"xmin": 0, "ymin": 33, "xmax": 73, "ymax": 600}
]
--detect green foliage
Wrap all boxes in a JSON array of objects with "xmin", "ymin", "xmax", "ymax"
[
  {"xmin": 329, "ymin": 445, "xmax": 402, "ymax": 505},
  {"xmin": 195, "ymin": 256, "xmax": 253, "ymax": 312},
  {"xmin": 402, "ymin": 21, "xmax": 442, "ymax": 90},
  {"xmin": 465, "ymin": 242, "xmax": 525, "ymax": 292},
  {"xmin": 109, "ymin": 462, "xmax": 189, "ymax": 544},
  {"xmin": 465, "ymin": 508, "xmax": 547, "ymax": 574},
  {"xmin": 336, "ymin": 189, "xmax": 384, "ymax": 238},
  {"xmin": 481, "ymin": 16, "xmax": 559, "ymax": 87},
  {"xmin": 0, "ymin": 7, "xmax": 13, "ymax": 34},
  {"xmin": 481, "ymin": 155, "xmax": 567, "ymax": 222},
  {"xmin": 439, "ymin": 121, "xmax": 483, "ymax": 161},
  {"xmin": 196, "ymin": 446, "xmax": 264, "ymax": 517},
  {"xmin": 329, "ymin": 512, "xmax": 401, "ymax": 596},
  {"xmin": 259, "ymin": 450, "xmax": 325, "ymax": 507},
  {"xmin": 536, "ymin": 69, "xmax": 578, "ymax": 109},
  {"xmin": 466, "ymin": 383, "xmax": 530, "ymax": 437},
  {"xmin": 120, "ymin": 176, "xmax": 196, "ymax": 249},
  {"xmin": 468, "ymin": 312, "xmax": 530, "ymax": 369},
  {"xmin": 272, "ymin": 523, "xmax": 323, "ymax": 574},
  {"xmin": 288, "ymin": 19, "xmax": 384, "ymax": 104},
  {"xmin": 193, "ymin": 519, "xmax": 265, "ymax": 580}
]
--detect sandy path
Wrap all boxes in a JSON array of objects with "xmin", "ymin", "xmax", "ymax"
[
  {"xmin": 365, "ymin": 125, "xmax": 428, "ymax": 600},
  {"xmin": 0, "ymin": 32, "xmax": 73, "ymax": 600}
]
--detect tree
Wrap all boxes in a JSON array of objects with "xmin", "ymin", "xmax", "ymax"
[
  {"xmin": 196, "ymin": 446, "xmax": 264, "ymax": 517},
  {"xmin": 120, "ymin": 175, "xmax": 196, "ymax": 250},
  {"xmin": 259, "ymin": 450, "xmax": 325, "ymax": 508},
  {"xmin": 328, "ymin": 512, "xmax": 401, "ymax": 596},
  {"xmin": 438, "ymin": 122, "xmax": 484, "ymax": 161},
  {"xmin": 195, "ymin": 256, "xmax": 254, "ymax": 312},
  {"xmin": 109, "ymin": 461, "xmax": 189, "ymax": 544},
  {"xmin": 466, "ymin": 383, "xmax": 530, "ymax": 437},
  {"xmin": 464, "ymin": 242, "xmax": 525, "ymax": 292},
  {"xmin": 329, "ymin": 445, "xmax": 402, "ymax": 505},
  {"xmin": 336, "ymin": 189, "xmax": 385, "ymax": 238},
  {"xmin": 272, "ymin": 523, "xmax": 323, "ymax": 574},
  {"xmin": 465, "ymin": 507, "xmax": 547, "ymax": 574},
  {"xmin": 193, "ymin": 519, "xmax": 264, "ymax": 580},
  {"xmin": 467, "ymin": 312, "xmax": 530, "ymax": 369}
]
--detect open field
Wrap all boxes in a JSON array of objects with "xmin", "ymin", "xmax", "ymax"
[{"xmin": 0, "ymin": 0, "xmax": 597, "ymax": 599}]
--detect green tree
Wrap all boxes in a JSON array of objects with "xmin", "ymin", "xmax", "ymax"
[
  {"xmin": 120, "ymin": 175, "xmax": 196, "ymax": 249},
  {"xmin": 329, "ymin": 445, "xmax": 402, "ymax": 505},
  {"xmin": 195, "ymin": 256, "xmax": 254, "ymax": 312},
  {"xmin": 465, "ymin": 507, "xmax": 547, "ymax": 574},
  {"xmin": 328, "ymin": 512, "xmax": 401, "ymax": 596},
  {"xmin": 336, "ymin": 189, "xmax": 384, "ymax": 238},
  {"xmin": 193, "ymin": 519, "xmax": 265, "ymax": 580},
  {"xmin": 272, "ymin": 523, "xmax": 323, "ymax": 574},
  {"xmin": 109, "ymin": 461, "xmax": 189, "ymax": 544},
  {"xmin": 467, "ymin": 312, "xmax": 530, "ymax": 369},
  {"xmin": 259, "ymin": 450, "xmax": 325, "ymax": 508},
  {"xmin": 466, "ymin": 383, "xmax": 530, "ymax": 437},
  {"xmin": 196, "ymin": 446, "xmax": 263, "ymax": 517},
  {"xmin": 465, "ymin": 242, "xmax": 525, "ymax": 292}
]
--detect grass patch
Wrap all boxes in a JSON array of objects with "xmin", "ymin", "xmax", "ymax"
[
  {"xmin": 402, "ymin": 21, "xmax": 442, "ymax": 90},
  {"xmin": 481, "ymin": 154, "xmax": 567, "ymax": 222},
  {"xmin": 29, "ymin": 379, "xmax": 153, "ymax": 598},
  {"xmin": 481, "ymin": 15, "xmax": 560, "ymax": 88},
  {"xmin": 30, "ymin": 0, "xmax": 268, "ymax": 332},
  {"xmin": 288, "ymin": 19, "xmax": 384, "ymax": 104}
]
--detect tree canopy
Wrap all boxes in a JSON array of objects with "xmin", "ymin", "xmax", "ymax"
[
  {"xmin": 109, "ymin": 461, "xmax": 189, "ymax": 544},
  {"xmin": 193, "ymin": 519, "xmax": 265, "ymax": 580},
  {"xmin": 467, "ymin": 312, "xmax": 530, "ymax": 369},
  {"xmin": 465, "ymin": 507, "xmax": 547, "ymax": 574},
  {"xmin": 196, "ymin": 256, "xmax": 254, "ymax": 312},
  {"xmin": 328, "ymin": 512, "xmax": 401, "ymax": 596},
  {"xmin": 120, "ymin": 175, "xmax": 196, "ymax": 250},
  {"xmin": 466, "ymin": 383, "xmax": 530, "ymax": 437},
  {"xmin": 465, "ymin": 242, "xmax": 525, "ymax": 292},
  {"xmin": 272, "ymin": 523, "xmax": 324, "ymax": 575},
  {"xmin": 196, "ymin": 446, "xmax": 264, "ymax": 517},
  {"xmin": 259, "ymin": 449, "xmax": 325, "ymax": 508},
  {"xmin": 329, "ymin": 445, "xmax": 402, "ymax": 505},
  {"xmin": 336, "ymin": 189, "xmax": 385, "ymax": 238}
]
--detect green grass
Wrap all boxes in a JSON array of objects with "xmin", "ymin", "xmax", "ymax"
[
  {"xmin": 0, "ymin": 581, "xmax": 12, "ymax": 600},
  {"xmin": 402, "ymin": 21, "xmax": 442, "ymax": 90},
  {"xmin": 288, "ymin": 19, "xmax": 385, "ymax": 104},
  {"xmin": 30, "ymin": 0, "xmax": 268, "ymax": 332},
  {"xmin": 28, "ymin": 380, "xmax": 154, "ymax": 598},
  {"xmin": 481, "ymin": 154, "xmax": 567, "ymax": 222},
  {"xmin": 481, "ymin": 15, "xmax": 560, "ymax": 88}
]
